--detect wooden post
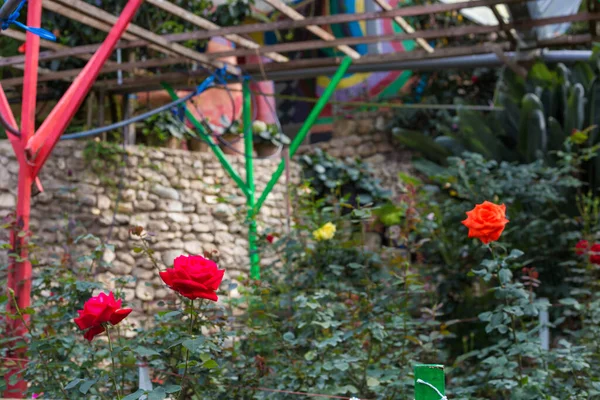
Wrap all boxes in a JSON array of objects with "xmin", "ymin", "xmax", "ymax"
[
  {"xmin": 86, "ymin": 91, "xmax": 95, "ymax": 129},
  {"xmin": 98, "ymin": 89, "xmax": 106, "ymax": 141},
  {"xmin": 125, "ymin": 50, "xmax": 136, "ymax": 145},
  {"xmin": 415, "ymin": 364, "xmax": 445, "ymax": 400}
]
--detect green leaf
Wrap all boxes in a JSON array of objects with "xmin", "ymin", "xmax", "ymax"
[
  {"xmin": 559, "ymin": 298, "xmax": 581, "ymax": 310},
  {"xmin": 134, "ymin": 346, "xmax": 160, "ymax": 357},
  {"xmin": 506, "ymin": 249, "xmax": 524, "ymax": 260},
  {"xmin": 393, "ymin": 127, "xmax": 451, "ymax": 165},
  {"xmin": 366, "ymin": 377, "xmax": 380, "ymax": 387},
  {"xmin": 529, "ymin": 62, "xmax": 559, "ymax": 86},
  {"xmin": 283, "ymin": 332, "xmax": 295, "ymax": 342},
  {"xmin": 148, "ymin": 387, "xmax": 167, "ymax": 400},
  {"xmin": 161, "ymin": 310, "xmax": 181, "ymax": 319},
  {"xmin": 123, "ymin": 389, "xmax": 146, "ymax": 400},
  {"xmin": 79, "ymin": 378, "xmax": 98, "ymax": 394},
  {"xmin": 163, "ymin": 385, "xmax": 182, "ymax": 394},
  {"xmin": 182, "ymin": 337, "xmax": 205, "ymax": 352},
  {"xmin": 498, "ymin": 268, "xmax": 513, "ymax": 285},
  {"xmin": 202, "ymin": 359, "xmax": 218, "ymax": 369},
  {"xmin": 65, "ymin": 378, "xmax": 82, "ymax": 390}
]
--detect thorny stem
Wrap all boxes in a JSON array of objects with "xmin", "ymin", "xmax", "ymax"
[
  {"xmin": 141, "ymin": 237, "xmax": 163, "ymax": 274},
  {"xmin": 487, "ymin": 245, "xmax": 525, "ymax": 381},
  {"xmin": 178, "ymin": 299, "xmax": 195, "ymax": 400},
  {"xmin": 9, "ymin": 290, "xmax": 69, "ymax": 400},
  {"xmin": 105, "ymin": 326, "xmax": 122, "ymax": 400}
]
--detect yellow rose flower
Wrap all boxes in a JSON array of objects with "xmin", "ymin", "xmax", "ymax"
[{"xmin": 313, "ymin": 222, "xmax": 336, "ymax": 241}]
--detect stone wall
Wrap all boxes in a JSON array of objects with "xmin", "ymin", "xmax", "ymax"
[
  {"xmin": 0, "ymin": 115, "xmax": 410, "ymax": 313},
  {"xmin": 0, "ymin": 141, "xmax": 299, "ymax": 312}
]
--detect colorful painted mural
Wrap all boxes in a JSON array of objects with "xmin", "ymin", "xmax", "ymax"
[
  {"xmin": 315, "ymin": 0, "xmax": 420, "ymax": 126},
  {"xmin": 141, "ymin": 0, "xmax": 423, "ymax": 137},
  {"xmin": 247, "ymin": 0, "xmax": 423, "ymax": 129}
]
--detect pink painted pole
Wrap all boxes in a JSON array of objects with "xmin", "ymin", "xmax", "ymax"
[
  {"xmin": 4, "ymin": 0, "xmax": 40, "ymax": 396},
  {"xmin": 246, "ymin": 54, "xmax": 276, "ymax": 124},
  {"xmin": 4, "ymin": 1, "xmax": 143, "ymax": 396}
]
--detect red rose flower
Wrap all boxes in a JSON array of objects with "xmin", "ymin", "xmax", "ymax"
[
  {"xmin": 590, "ymin": 243, "xmax": 600, "ymax": 265},
  {"xmin": 266, "ymin": 234, "xmax": 274, "ymax": 244},
  {"xmin": 74, "ymin": 292, "xmax": 132, "ymax": 341},
  {"xmin": 462, "ymin": 201, "xmax": 509, "ymax": 244},
  {"xmin": 159, "ymin": 255, "xmax": 225, "ymax": 301},
  {"xmin": 575, "ymin": 239, "xmax": 589, "ymax": 255}
]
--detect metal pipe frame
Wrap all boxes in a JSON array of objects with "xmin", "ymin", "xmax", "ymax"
[{"xmin": 163, "ymin": 56, "xmax": 353, "ymax": 280}]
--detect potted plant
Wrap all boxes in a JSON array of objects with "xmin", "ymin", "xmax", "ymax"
[
  {"xmin": 252, "ymin": 120, "xmax": 291, "ymax": 157},
  {"xmin": 140, "ymin": 111, "xmax": 195, "ymax": 149},
  {"xmin": 215, "ymin": 115, "xmax": 244, "ymax": 155}
]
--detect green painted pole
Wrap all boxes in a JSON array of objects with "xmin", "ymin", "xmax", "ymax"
[
  {"xmin": 254, "ymin": 56, "xmax": 353, "ymax": 214},
  {"xmin": 243, "ymin": 79, "xmax": 260, "ymax": 280},
  {"xmin": 415, "ymin": 364, "xmax": 445, "ymax": 400},
  {"xmin": 162, "ymin": 83, "xmax": 250, "ymax": 198}
]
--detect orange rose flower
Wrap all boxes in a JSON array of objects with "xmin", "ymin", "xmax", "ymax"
[{"xmin": 462, "ymin": 201, "xmax": 509, "ymax": 244}]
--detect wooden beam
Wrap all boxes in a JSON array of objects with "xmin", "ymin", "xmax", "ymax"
[
  {"xmin": 372, "ymin": 0, "xmax": 434, "ymax": 53},
  {"xmin": 0, "ymin": 40, "xmax": 143, "ymax": 68},
  {"xmin": 529, "ymin": 33, "xmax": 594, "ymax": 48},
  {"xmin": 150, "ymin": 0, "xmax": 533, "ymax": 41},
  {"xmin": 0, "ymin": 57, "xmax": 190, "ymax": 88},
  {"xmin": 489, "ymin": 5, "xmax": 522, "ymax": 47},
  {"xmin": 145, "ymin": 0, "xmax": 288, "ymax": 63},
  {"xmin": 93, "ymin": 42, "xmax": 512, "ymax": 93},
  {"xmin": 204, "ymin": 12, "xmax": 600, "ymax": 59},
  {"xmin": 262, "ymin": 0, "xmax": 361, "ymax": 59},
  {"xmin": 0, "ymin": 27, "xmax": 124, "ymax": 67},
  {"xmin": 2, "ymin": 10, "xmax": 595, "ymax": 87},
  {"xmin": 43, "ymin": 0, "xmax": 177, "ymax": 57},
  {"xmin": 49, "ymin": 0, "xmax": 239, "ymax": 75},
  {"xmin": 0, "ymin": 0, "xmax": 547, "ymax": 68},
  {"xmin": 492, "ymin": 46, "xmax": 527, "ymax": 77}
]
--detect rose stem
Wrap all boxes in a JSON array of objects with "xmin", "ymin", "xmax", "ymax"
[
  {"xmin": 105, "ymin": 326, "xmax": 122, "ymax": 400},
  {"xmin": 178, "ymin": 298, "xmax": 195, "ymax": 400}
]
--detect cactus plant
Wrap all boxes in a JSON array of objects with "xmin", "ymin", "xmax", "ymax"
[{"xmin": 393, "ymin": 58, "xmax": 600, "ymax": 189}]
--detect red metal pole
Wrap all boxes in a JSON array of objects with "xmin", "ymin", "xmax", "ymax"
[
  {"xmin": 27, "ymin": 0, "xmax": 144, "ymax": 177},
  {"xmin": 4, "ymin": 1, "xmax": 142, "ymax": 396},
  {"xmin": 4, "ymin": 0, "xmax": 40, "ymax": 396}
]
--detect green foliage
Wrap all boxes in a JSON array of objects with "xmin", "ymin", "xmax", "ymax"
[
  {"xmin": 224, "ymin": 191, "xmax": 444, "ymax": 399},
  {"xmin": 140, "ymin": 111, "xmax": 196, "ymax": 146},
  {"xmin": 418, "ymin": 150, "xmax": 582, "ymax": 307},
  {"xmin": 83, "ymin": 140, "xmax": 127, "ymax": 189},
  {"xmin": 394, "ymin": 60, "xmax": 600, "ymax": 191},
  {"xmin": 252, "ymin": 121, "xmax": 291, "ymax": 147},
  {"xmin": 299, "ymin": 149, "xmax": 390, "ymax": 208},
  {"xmin": 0, "ymin": 226, "xmax": 229, "ymax": 399}
]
